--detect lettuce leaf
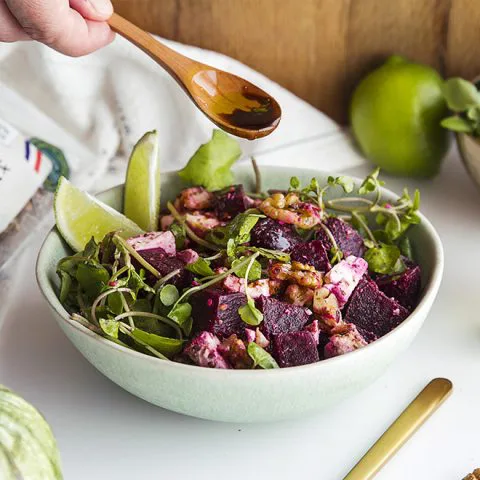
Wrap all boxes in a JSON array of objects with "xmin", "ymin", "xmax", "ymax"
[{"xmin": 178, "ymin": 130, "xmax": 241, "ymax": 190}]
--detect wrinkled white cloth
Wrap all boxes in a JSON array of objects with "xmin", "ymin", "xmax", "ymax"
[{"xmin": 0, "ymin": 35, "xmax": 366, "ymax": 191}]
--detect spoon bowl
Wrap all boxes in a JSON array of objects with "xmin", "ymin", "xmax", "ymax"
[{"xmin": 108, "ymin": 13, "xmax": 281, "ymax": 140}]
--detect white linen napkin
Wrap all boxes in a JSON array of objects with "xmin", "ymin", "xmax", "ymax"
[{"xmin": 0, "ymin": 35, "xmax": 366, "ymax": 192}]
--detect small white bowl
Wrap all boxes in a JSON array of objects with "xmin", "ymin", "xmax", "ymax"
[
  {"xmin": 457, "ymin": 132, "xmax": 480, "ymax": 191},
  {"xmin": 36, "ymin": 165, "xmax": 444, "ymax": 422}
]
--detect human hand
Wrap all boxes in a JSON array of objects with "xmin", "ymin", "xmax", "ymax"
[{"xmin": 0, "ymin": 0, "xmax": 114, "ymax": 56}]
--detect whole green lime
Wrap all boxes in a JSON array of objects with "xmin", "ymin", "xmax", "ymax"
[{"xmin": 350, "ymin": 55, "xmax": 450, "ymax": 177}]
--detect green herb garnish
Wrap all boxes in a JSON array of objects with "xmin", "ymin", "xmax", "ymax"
[
  {"xmin": 247, "ymin": 342, "xmax": 279, "ymax": 369},
  {"xmin": 441, "ymin": 78, "xmax": 480, "ymax": 135},
  {"xmin": 238, "ymin": 253, "xmax": 264, "ymax": 326},
  {"xmin": 178, "ymin": 129, "xmax": 242, "ymax": 190}
]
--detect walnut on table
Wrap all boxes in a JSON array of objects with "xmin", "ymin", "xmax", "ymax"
[{"xmin": 463, "ymin": 468, "xmax": 480, "ymax": 480}]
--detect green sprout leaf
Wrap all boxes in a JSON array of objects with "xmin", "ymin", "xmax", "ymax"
[
  {"xmin": 58, "ymin": 270, "xmax": 72, "ymax": 303},
  {"xmin": 99, "ymin": 318, "xmax": 119, "ymax": 338},
  {"xmin": 128, "ymin": 269, "xmax": 154, "ymax": 295},
  {"xmin": 442, "ymin": 77, "xmax": 480, "ymax": 112},
  {"xmin": 441, "ymin": 115, "xmax": 474, "ymax": 133},
  {"xmin": 107, "ymin": 291, "xmax": 124, "ymax": 315},
  {"xmin": 186, "ymin": 257, "xmax": 215, "ymax": 277},
  {"xmin": 289, "ymin": 176, "xmax": 300, "ymax": 189},
  {"xmin": 364, "ymin": 243, "xmax": 403, "ymax": 275},
  {"xmin": 83, "ymin": 236, "xmax": 100, "ymax": 260},
  {"xmin": 169, "ymin": 222, "xmax": 187, "ymax": 249},
  {"xmin": 130, "ymin": 329, "xmax": 184, "ymax": 358},
  {"xmin": 237, "ymin": 246, "xmax": 290, "ymax": 263},
  {"xmin": 247, "ymin": 342, "xmax": 279, "ymax": 369},
  {"xmin": 232, "ymin": 257, "xmax": 262, "ymax": 281},
  {"xmin": 358, "ymin": 167, "xmax": 384, "ymax": 195},
  {"xmin": 76, "ymin": 262, "xmax": 110, "ymax": 298},
  {"xmin": 328, "ymin": 175, "xmax": 355, "ymax": 193},
  {"xmin": 178, "ymin": 129, "xmax": 242, "ymax": 191},
  {"xmin": 229, "ymin": 213, "xmax": 261, "ymax": 244},
  {"xmin": 159, "ymin": 284, "xmax": 180, "ymax": 306},
  {"xmin": 399, "ymin": 236, "xmax": 413, "ymax": 260},
  {"xmin": 226, "ymin": 238, "xmax": 236, "ymax": 259},
  {"xmin": 239, "ymin": 298, "xmax": 263, "ymax": 326},
  {"xmin": 207, "ymin": 213, "xmax": 260, "ymax": 247},
  {"xmin": 167, "ymin": 302, "xmax": 192, "ymax": 329}
]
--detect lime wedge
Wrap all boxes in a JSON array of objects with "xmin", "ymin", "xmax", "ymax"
[
  {"xmin": 124, "ymin": 130, "xmax": 161, "ymax": 231},
  {"xmin": 54, "ymin": 177, "xmax": 144, "ymax": 252}
]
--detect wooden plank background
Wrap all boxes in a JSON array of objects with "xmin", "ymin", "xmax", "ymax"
[{"xmin": 112, "ymin": 0, "xmax": 480, "ymax": 124}]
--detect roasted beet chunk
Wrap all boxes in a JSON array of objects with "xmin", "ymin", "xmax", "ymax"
[
  {"xmin": 376, "ymin": 266, "xmax": 421, "ymax": 311},
  {"xmin": 137, "ymin": 249, "xmax": 192, "ymax": 288},
  {"xmin": 273, "ymin": 331, "xmax": 319, "ymax": 367},
  {"xmin": 344, "ymin": 279, "xmax": 409, "ymax": 338},
  {"xmin": 258, "ymin": 296, "xmax": 310, "ymax": 337},
  {"xmin": 250, "ymin": 218, "xmax": 303, "ymax": 252},
  {"xmin": 190, "ymin": 289, "xmax": 247, "ymax": 338},
  {"xmin": 316, "ymin": 217, "xmax": 365, "ymax": 258},
  {"xmin": 136, "ymin": 247, "xmax": 166, "ymax": 269},
  {"xmin": 291, "ymin": 240, "xmax": 331, "ymax": 271},
  {"xmin": 214, "ymin": 185, "xmax": 251, "ymax": 220}
]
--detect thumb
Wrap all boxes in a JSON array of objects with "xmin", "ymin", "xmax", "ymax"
[
  {"xmin": 5, "ymin": 0, "xmax": 115, "ymax": 57},
  {"xmin": 69, "ymin": 0, "xmax": 113, "ymax": 22}
]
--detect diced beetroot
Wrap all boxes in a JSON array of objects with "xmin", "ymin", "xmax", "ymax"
[
  {"xmin": 136, "ymin": 247, "xmax": 166, "ymax": 268},
  {"xmin": 137, "ymin": 250, "xmax": 193, "ymax": 288},
  {"xmin": 176, "ymin": 249, "xmax": 199, "ymax": 265},
  {"xmin": 272, "ymin": 331, "xmax": 319, "ymax": 367},
  {"xmin": 344, "ymin": 279, "xmax": 409, "ymax": 337},
  {"xmin": 127, "ymin": 231, "xmax": 176, "ymax": 256},
  {"xmin": 324, "ymin": 324, "xmax": 368, "ymax": 358},
  {"xmin": 291, "ymin": 240, "xmax": 331, "ymax": 271},
  {"xmin": 356, "ymin": 326, "xmax": 377, "ymax": 343},
  {"xmin": 250, "ymin": 218, "xmax": 303, "ymax": 252},
  {"xmin": 317, "ymin": 331, "xmax": 330, "ymax": 360},
  {"xmin": 304, "ymin": 320, "xmax": 320, "ymax": 344},
  {"xmin": 190, "ymin": 289, "xmax": 247, "ymax": 338},
  {"xmin": 316, "ymin": 217, "xmax": 365, "ymax": 258},
  {"xmin": 375, "ymin": 266, "xmax": 421, "ymax": 311},
  {"xmin": 214, "ymin": 185, "xmax": 251, "ymax": 220},
  {"xmin": 183, "ymin": 331, "xmax": 231, "ymax": 369},
  {"xmin": 258, "ymin": 296, "xmax": 311, "ymax": 337}
]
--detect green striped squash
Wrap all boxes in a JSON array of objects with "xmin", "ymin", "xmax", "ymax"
[{"xmin": 0, "ymin": 385, "xmax": 62, "ymax": 479}]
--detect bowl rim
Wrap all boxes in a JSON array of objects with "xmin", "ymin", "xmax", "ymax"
[{"xmin": 36, "ymin": 165, "xmax": 444, "ymax": 377}]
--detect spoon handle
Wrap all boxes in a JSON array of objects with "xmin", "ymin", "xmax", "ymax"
[
  {"xmin": 108, "ymin": 13, "xmax": 194, "ymax": 84},
  {"xmin": 343, "ymin": 378, "xmax": 453, "ymax": 480}
]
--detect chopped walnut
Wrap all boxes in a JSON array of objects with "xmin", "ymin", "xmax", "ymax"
[
  {"xmin": 463, "ymin": 469, "xmax": 480, "ymax": 480},
  {"xmin": 284, "ymin": 284, "xmax": 314, "ymax": 307},
  {"xmin": 313, "ymin": 286, "xmax": 341, "ymax": 331}
]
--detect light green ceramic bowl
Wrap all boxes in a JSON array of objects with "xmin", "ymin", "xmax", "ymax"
[{"xmin": 36, "ymin": 165, "xmax": 444, "ymax": 422}]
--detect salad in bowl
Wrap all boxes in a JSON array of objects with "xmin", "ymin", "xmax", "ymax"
[{"xmin": 52, "ymin": 130, "xmax": 424, "ymax": 371}]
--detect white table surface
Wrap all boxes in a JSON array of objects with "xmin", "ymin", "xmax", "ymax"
[{"xmin": 1, "ymin": 149, "xmax": 479, "ymax": 480}]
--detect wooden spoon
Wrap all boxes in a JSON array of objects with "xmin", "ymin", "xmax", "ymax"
[{"xmin": 108, "ymin": 13, "xmax": 281, "ymax": 140}]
